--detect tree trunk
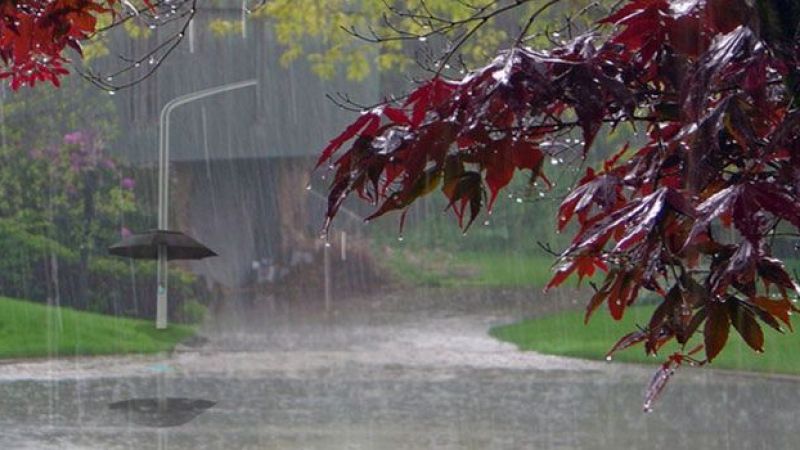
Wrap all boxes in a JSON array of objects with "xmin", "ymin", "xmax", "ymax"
[{"xmin": 274, "ymin": 157, "xmax": 313, "ymax": 261}]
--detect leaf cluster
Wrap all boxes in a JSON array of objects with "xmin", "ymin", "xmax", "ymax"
[
  {"xmin": 0, "ymin": 0, "xmax": 196, "ymax": 90},
  {"xmin": 319, "ymin": 0, "xmax": 800, "ymax": 410}
]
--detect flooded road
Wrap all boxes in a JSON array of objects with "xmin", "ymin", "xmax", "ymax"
[{"xmin": 0, "ymin": 288, "xmax": 797, "ymax": 449}]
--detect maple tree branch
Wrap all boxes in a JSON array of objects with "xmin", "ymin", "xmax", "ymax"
[
  {"xmin": 514, "ymin": 0, "xmax": 563, "ymax": 47},
  {"xmin": 344, "ymin": 1, "xmax": 508, "ymax": 43},
  {"xmin": 78, "ymin": 0, "xmax": 198, "ymax": 91}
]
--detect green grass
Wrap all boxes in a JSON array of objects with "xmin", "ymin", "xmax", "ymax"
[
  {"xmin": 0, "ymin": 297, "xmax": 196, "ymax": 359},
  {"xmin": 383, "ymin": 249, "xmax": 555, "ymax": 288},
  {"xmin": 490, "ymin": 304, "xmax": 800, "ymax": 375}
]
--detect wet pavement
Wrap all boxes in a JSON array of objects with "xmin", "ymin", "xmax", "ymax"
[{"xmin": 0, "ymin": 288, "xmax": 797, "ymax": 449}]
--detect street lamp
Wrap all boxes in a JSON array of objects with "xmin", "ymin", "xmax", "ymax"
[
  {"xmin": 154, "ymin": 79, "xmax": 259, "ymax": 329},
  {"xmin": 111, "ymin": 79, "xmax": 259, "ymax": 328}
]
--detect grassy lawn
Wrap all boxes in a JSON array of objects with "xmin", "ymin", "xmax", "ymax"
[
  {"xmin": 0, "ymin": 297, "xmax": 196, "ymax": 359},
  {"xmin": 383, "ymin": 249, "xmax": 555, "ymax": 288},
  {"xmin": 491, "ymin": 304, "xmax": 800, "ymax": 375}
]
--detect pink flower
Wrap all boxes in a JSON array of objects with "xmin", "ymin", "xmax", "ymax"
[
  {"xmin": 121, "ymin": 177, "xmax": 136, "ymax": 190},
  {"xmin": 63, "ymin": 131, "xmax": 86, "ymax": 145},
  {"xmin": 121, "ymin": 227, "xmax": 132, "ymax": 238}
]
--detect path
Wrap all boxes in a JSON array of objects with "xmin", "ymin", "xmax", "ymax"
[{"xmin": 0, "ymin": 288, "xmax": 796, "ymax": 449}]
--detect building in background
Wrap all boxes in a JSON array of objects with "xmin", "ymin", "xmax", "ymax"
[{"xmin": 107, "ymin": 8, "xmax": 380, "ymax": 292}]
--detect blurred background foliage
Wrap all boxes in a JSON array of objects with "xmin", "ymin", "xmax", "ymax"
[
  {"xmin": 230, "ymin": 0, "xmax": 603, "ymax": 82},
  {"xmin": 0, "ymin": 77, "xmax": 204, "ymax": 322}
]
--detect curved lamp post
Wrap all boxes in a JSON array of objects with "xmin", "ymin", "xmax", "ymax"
[{"xmin": 154, "ymin": 79, "xmax": 258, "ymax": 329}]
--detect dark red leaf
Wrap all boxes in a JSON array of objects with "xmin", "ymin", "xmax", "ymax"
[
  {"xmin": 442, "ymin": 171, "xmax": 484, "ymax": 230},
  {"xmin": 643, "ymin": 355, "xmax": 681, "ymax": 413},
  {"xmin": 708, "ymin": 0, "xmax": 752, "ymax": 33},
  {"xmin": 757, "ymin": 256, "xmax": 799, "ymax": 293},
  {"xmin": 649, "ymin": 284, "xmax": 681, "ymax": 331},
  {"xmin": 753, "ymin": 296, "xmax": 795, "ymax": 331},
  {"xmin": 685, "ymin": 307, "xmax": 708, "ymax": 343},
  {"xmin": 484, "ymin": 139, "xmax": 515, "ymax": 210},
  {"xmin": 612, "ymin": 188, "xmax": 668, "ymax": 252},
  {"xmin": 607, "ymin": 270, "xmax": 635, "ymax": 320},
  {"xmin": 606, "ymin": 330, "xmax": 647, "ymax": 359},
  {"xmin": 704, "ymin": 302, "xmax": 730, "ymax": 362},
  {"xmin": 558, "ymin": 169, "xmax": 622, "ymax": 230},
  {"xmin": 316, "ymin": 112, "xmax": 380, "ymax": 168},
  {"xmin": 685, "ymin": 185, "xmax": 742, "ymax": 249},
  {"xmin": 383, "ymin": 107, "xmax": 412, "ymax": 126},
  {"xmin": 584, "ymin": 284, "xmax": 611, "ymax": 324},
  {"xmin": 728, "ymin": 300, "xmax": 764, "ymax": 352},
  {"xmin": 546, "ymin": 255, "xmax": 608, "ymax": 291}
]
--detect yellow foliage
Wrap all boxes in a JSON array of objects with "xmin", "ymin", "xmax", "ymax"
[
  {"xmin": 123, "ymin": 20, "xmax": 152, "ymax": 40},
  {"xmin": 208, "ymin": 19, "xmax": 244, "ymax": 37},
  {"xmin": 255, "ymin": 0, "xmax": 598, "ymax": 81},
  {"xmin": 82, "ymin": 40, "xmax": 110, "ymax": 62}
]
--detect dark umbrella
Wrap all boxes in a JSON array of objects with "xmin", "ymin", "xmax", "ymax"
[
  {"xmin": 109, "ymin": 398, "xmax": 216, "ymax": 427},
  {"xmin": 108, "ymin": 229, "xmax": 217, "ymax": 261}
]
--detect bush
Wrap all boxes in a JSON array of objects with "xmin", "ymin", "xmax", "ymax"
[
  {"xmin": 180, "ymin": 300, "xmax": 208, "ymax": 325},
  {"xmin": 83, "ymin": 257, "xmax": 204, "ymax": 323},
  {"xmin": 0, "ymin": 219, "xmax": 204, "ymax": 322}
]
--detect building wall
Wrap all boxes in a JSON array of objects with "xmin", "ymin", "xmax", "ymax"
[
  {"xmin": 101, "ymin": 10, "xmax": 380, "ymax": 288},
  {"xmin": 107, "ymin": 10, "xmax": 380, "ymax": 163}
]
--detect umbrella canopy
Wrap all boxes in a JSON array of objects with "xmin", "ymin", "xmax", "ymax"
[
  {"xmin": 108, "ymin": 229, "xmax": 217, "ymax": 261},
  {"xmin": 109, "ymin": 398, "xmax": 216, "ymax": 427}
]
